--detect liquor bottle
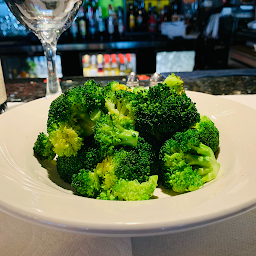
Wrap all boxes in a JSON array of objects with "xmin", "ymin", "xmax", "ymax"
[
  {"xmin": 140, "ymin": 0, "xmax": 147, "ymax": 31},
  {"xmin": 110, "ymin": 54, "xmax": 120, "ymax": 75},
  {"xmin": 70, "ymin": 19, "xmax": 79, "ymax": 40},
  {"xmin": 125, "ymin": 53, "xmax": 133, "ymax": 73},
  {"xmin": 77, "ymin": 6, "xmax": 87, "ymax": 40},
  {"xmin": 82, "ymin": 54, "xmax": 90, "ymax": 76},
  {"xmin": 88, "ymin": 5, "xmax": 96, "ymax": 39},
  {"xmin": 108, "ymin": 4, "xmax": 115, "ymax": 40},
  {"xmin": 90, "ymin": 55, "xmax": 98, "ymax": 76},
  {"xmin": 147, "ymin": 2, "xmax": 152, "ymax": 21},
  {"xmin": 98, "ymin": 6, "xmax": 105, "ymax": 41},
  {"xmin": 117, "ymin": 6, "xmax": 124, "ymax": 39},
  {"xmin": 104, "ymin": 54, "xmax": 111, "ymax": 76},
  {"xmin": 91, "ymin": 0, "xmax": 98, "ymax": 12},
  {"xmin": 0, "ymin": 60, "xmax": 7, "ymax": 114},
  {"xmin": 83, "ymin": 0, "xmax": 91, "ymax": 11},
  {"xmin": 128, "ymin": 2, "xmax": 135, "ymax": 32},
  {"xmin": 163, "ymin": 5, "xmax": 168, "ymax": 21},
  {"xmin": 97, "ymin": 54, "xmax": 104, "ymax": 76},
  {"xmin": 136, "ymin": 3, "xmax": 144, "ymax": 31},
  {"xmin": 118, "ymin": 53, "xmax": 126, "ymax": 75},
  {"xmin": 147, "ymin": 5, "xmax": 157, "ymax": 33},
  {"xmin": 167, "ymin": 0, "xmax": 172, "ymax": 20}
]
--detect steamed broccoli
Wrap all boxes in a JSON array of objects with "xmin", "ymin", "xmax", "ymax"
[
  {"xmin": 94, "ymin": 114, "xmax": 139, "ymax": 152},
  {"xmin": 96, "ymin": 137, "xmax": 156, "ymax": 183},
  {"xmin": 71, "ymin": 169, "xmax": 101, "ymax": 198},
  {"xmin": 49, "ymin": 123, "xmax": 83, "ymax": 157},
  {"xmin": 132, "ymin": 86, "xmax": 148, "ymax": 95},
  {"xmin": 33, "ymin": 132, "xmax": 56, "ymax": 161},
  {"xmin": 160, "ymin": 129, "xmax": 220, "ymax": 193},
  {"xmin": 71, "ymin": 137, "xmax": 158, "ymax": 200},
  {"xmin": 163, "ymin": 73, "xmax": 184, "ymax": 94},
  {"xmin": 194, "ymin": 115, "xmax": 219, "ymax": 153},
  {"xmin": 98, "ymin": 175, "xmax": 158, "ymax": 201},
  {"xmin": 34, "ymin": 76, "xmax": 221, "ymax": 200},
  {"xmin": 103, "ymin": 81, "xmax": 136, "ymax": 123},
  {"xmin": 160, "ymin": 155, "xmax": 204, "ymax": 193},
  {"xmin": 132, "ymin": 83, "xmax": 200, "ymax": 142},
  {"xmin": 56, "ymin": 138, "xmax": 105, "ymax": 184},
  {"xmin": 46, "ymin": 80, "xmax": 105, "ymax": 156}
]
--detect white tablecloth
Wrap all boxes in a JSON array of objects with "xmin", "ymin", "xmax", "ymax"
[{"xmin": 2, "ymin": 95, "xmax": 256, "ymax": 256}]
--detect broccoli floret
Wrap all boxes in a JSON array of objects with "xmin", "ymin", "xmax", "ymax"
[
  {"xmin": 104, "ymin": 81, "xmax": 136, "ymax": 122},
  {"xmin": 162, "ymin": 157, "xmax": 204, "ymax": 193},
  {"xmin": 99, "ymin": 175, "xmax": 158, "ymax": 201},
  {"xmin": 104, "ymin": 81, "xmax": 129, "ymax": 93},
  {"xmin": 56, "ymin": 139, "xmax": 105, "ymax": 184},
  {"xmin": 160, "ymin": 129, "xmax": 220, "ymax": 193},
  {"xmin": 46, "ymin": 81, "xmax": 105, "ymax": 156},
  {"xmin": 132, "ymin": 86, "xmax": 148, "ymax": 95},
  {"xmin": 71, "ymin": 169, "xmax": 101, "ymax": 198},
  {"xmin": 71, "ymin": 137, "xmax": 158, "ymax": 200},
  {"xmin": 94, "ymin": 137, "xmax": 155, "ymax": 185},
  {"xmin": 133, "ymin": 83, "xmax": 200, "ymax": 142},
  {"xmin": 194, "ymin": 115, "xmax": 220, "ymax": 153},
  {"xmin": 49, "ymin": 123, "xmax": 83, "ymax": 157},
  {"xmin": 33, "ymin": 132, "xmax": 56, "ymax": 161},
  {"xmin": 163, "ymin": 73, "xmax": 184, "ymax": 94},
  {"xmin": 94, "ymin": 114, "xmax": 139, "ymax": 151}
]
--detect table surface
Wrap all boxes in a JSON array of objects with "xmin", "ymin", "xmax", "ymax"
[{"xmin": 2, "ymin": 73, "xmax": 256, "ymax": 256}]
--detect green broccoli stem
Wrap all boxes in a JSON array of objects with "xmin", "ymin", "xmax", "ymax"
[
  {"xmin": 114, "ymin": 128, "xmax": 139, "ymax": 148},
  {"xmin": 164, "ymin": 153, "xmax": 183, "ymax": 168},
  {"xmin": 105, "ymin": 100, "xmax": 119, "ymax": 115},
  {"xmin": 77, "ymin": 112, "xmax": 100, "ymax": 137},
  {"xmin": 184, "ymin": 143, "xmax": 220, "ymax": 180},
  {"xmin": 115, "ymin": 99, "xmax": 129, "ymax": 116},
  {"xmin": 78, "ymin": 119, "xmax": 95, "ymax": 136},
  {"xmin": 90, "ymin": 109, "xmax": 102, "ymax": 122}
]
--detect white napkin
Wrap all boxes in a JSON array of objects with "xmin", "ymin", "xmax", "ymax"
[{"xmin": 0, "ymin": 210, "xmax": 133, "ymax": 256}]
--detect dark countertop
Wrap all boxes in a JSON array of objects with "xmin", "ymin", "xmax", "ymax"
[
  {"xmin": 235, "ymin": 28, "xmax": 256, "ymax": 43},
  {"xmin": 5, "ymin": 69, "xmax": 256, "ymax": 102}
]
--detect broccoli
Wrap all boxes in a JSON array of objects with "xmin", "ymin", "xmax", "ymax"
[
  {"xmin": 33, "ymin": 77, "xmax": 222, "ymax": 200},
  {"xmin": 161, "ymin": 157, "xmax": 204, "ymax": 193},
  {"xmin": 49, "ymin": 123, "xmax": 83, "ymax": 157},
  {"xmin": 71, "ymin": 169, "xmax": 101, "ymax": 198},
  {"xmin": 160, "ymin": 129, "xmax": 220, "ymax": 193},
  {"xmin": 96, "ymin": 137, "xmax": 156, "ymax": 183},
  {"xmin": 93, "ymin": 137, "xmax": 155, "ymax": 185},
  {"xmin": 133, "ymin": 83, "xmax": 200, "ymax": 142},
  {"xmin": 46, "ymin": 80, "xmax": 105, "ymax": 156},
  {"xmin": 194, "ymin": 115, "xmax": 220, "ymax": 153},
  {"xmin": 103, "ymin": 81, "xmax": 136, "ymax": 122},
  {"xmin": 71, "ymin": 137, "xmax": 158, "ymax": 200},
  {"xmin": 132, "ymin": 86, "xmax": 148, "ymax": 95},
  {"xmin": 98, "ymin": 175, "xmax": 158, "ymax": 201},
  {"xmin": 56, "ymin": 138, "xmax": 105, "ymax": 184},
  {"xmin": 163, "ymin": 73, "xmax": 184, "ymax": 94},
  {"xmin": 33, "ymin": 132, "xmax": 56, "ymax": 161},
  {"xmin": 94, "ymin": 114, "xmax": 139, "ymax": 152}
]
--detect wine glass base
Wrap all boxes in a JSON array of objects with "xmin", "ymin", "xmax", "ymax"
[{"xmin": 45, "ymin": 80, "xmax": 62, "ymax": 97}]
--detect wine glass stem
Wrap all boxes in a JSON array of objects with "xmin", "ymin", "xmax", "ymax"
[{"xmin": 42, "ymin": 41, "xmax": 62, "ymax": 96}]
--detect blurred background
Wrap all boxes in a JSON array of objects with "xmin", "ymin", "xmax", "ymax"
[{"xmin": 0, "ymin": 0, "xmax": 255, "ymax": 79}]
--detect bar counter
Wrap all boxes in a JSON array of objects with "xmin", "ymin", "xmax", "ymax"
[{"xmin": 5, "ymin": 68, "xmax": 256, "ymax": 102}]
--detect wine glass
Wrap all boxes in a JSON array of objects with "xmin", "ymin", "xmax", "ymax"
[{"xmin": 4, "ymin": 0, "xmax": 83, "ymax": 96}]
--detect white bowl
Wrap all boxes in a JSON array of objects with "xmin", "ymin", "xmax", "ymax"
[{"xmin": 0, "ymin": 91, "xmax": 255, "ymax": 237}]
